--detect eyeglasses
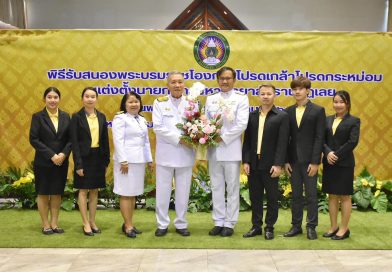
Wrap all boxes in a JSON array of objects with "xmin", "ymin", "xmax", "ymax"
[{"xmin": 218, "ymin": 77, "xmax": 234, "ymax": 82}]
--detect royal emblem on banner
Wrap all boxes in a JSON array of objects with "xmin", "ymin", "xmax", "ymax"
[{"xmin": 193, "ymin": 31, "xmax": 230, "ymax": 70}]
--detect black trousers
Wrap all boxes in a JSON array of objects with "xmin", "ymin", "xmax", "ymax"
[
  {"xmin": 290, "ymin": 162, "xmax": 318, "ymax": 229},
  {"xmin": 249, "ymin": 168, "xmax": 279, "ymax": 230}
]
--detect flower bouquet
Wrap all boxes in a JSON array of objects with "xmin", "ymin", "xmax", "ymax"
[{"xmin": 176, "ymin": 82, "xmax": 223, "ymax": 160}]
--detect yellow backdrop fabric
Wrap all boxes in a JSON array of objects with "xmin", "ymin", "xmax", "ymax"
[{"xmin": 0, "ymin": 30, "xmax": 391, "ymax": 179}]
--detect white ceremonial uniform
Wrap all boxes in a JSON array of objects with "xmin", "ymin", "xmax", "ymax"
[
  {"xmin": 205, "ymin": 89, "xmax": 249, "ymax": 228},
  {"xmin": 112, "ymin": 113, "xmax": 152, "ymax": 196},
  {"xmin": 153, "ymin": 95, "xmax": 196, "ymax": 229}
]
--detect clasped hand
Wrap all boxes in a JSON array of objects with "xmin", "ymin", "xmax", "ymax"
[
  {"xmin": 51, "ymin": 153, "xmax": 65, "ymax": 166},
  {"xmin": 327, "ymin": 152, "xmax": 338, "ymax": 165}
]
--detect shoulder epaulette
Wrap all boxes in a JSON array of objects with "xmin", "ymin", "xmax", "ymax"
[
  {"xmin": 157, "ymin": 96, "xmax": 169, "ymax": 102},
  {"xmin": 234, "ymin": 91, "xmax": 246, "ymax": 95},
  {"xmin": 115, "ymin": 111, "xmax": 124, "ymax": 115},
  {"xmin": 207, "ymin": 91, "xmax": 219, "ymax": 96}
]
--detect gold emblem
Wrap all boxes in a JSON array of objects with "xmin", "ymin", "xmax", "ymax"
[{"xmin": 157, "ymin": 96, "xmax": 169, "ymax": 102}]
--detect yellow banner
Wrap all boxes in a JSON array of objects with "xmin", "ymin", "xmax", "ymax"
[{"xmin": 0, "ymin": 30, "xmax": 391, "ymax": 179}]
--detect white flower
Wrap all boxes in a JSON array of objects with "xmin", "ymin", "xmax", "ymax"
[{"xmin": 187, "ymin": 82, "xmax": 205, "ymax": 101}]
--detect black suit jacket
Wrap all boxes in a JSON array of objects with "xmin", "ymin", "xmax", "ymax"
[
  {"xmin": 29, "ymin": 108, "xmax": 72, "ymax": 167},
  {"xmin": 242, "ymin": 106, "xmax": 289, "ymax": 170},
  {"xmin": 285, "ymin": 101, "xmax": 326, "ymax": 164},
  {"xmin": 323, "ymin": 114, "xmax": 360, "ymax": 167},
  {"xmin": 70, "ymin": 108, "xmax": 110, "ymax": 170}
]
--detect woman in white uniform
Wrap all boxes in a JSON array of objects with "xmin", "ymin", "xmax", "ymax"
[{"xmin": 112, "ymin": 92, "xmax": 153, "ymax": 238}]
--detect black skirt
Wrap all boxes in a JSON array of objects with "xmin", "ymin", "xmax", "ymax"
[
  {"xmin": 34, "ymin": 163, "xmax": 68, "ymax": 195},
  {"xmin": 322, "ymin": 164, "xmax": 354, "ymax": 195},
  {"xmin": 73, "ymin": 148, "xmax": 106, "ymax": 189}
]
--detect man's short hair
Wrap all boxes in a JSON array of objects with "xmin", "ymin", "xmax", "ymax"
[
  {"xmin": 216, "ymin": 66, "xmax": 236, "ymax": 80},
  {"xmin": 258, "ymin": 83, "xmax": 276, "ymax": 91},
  {"xmin": 290, "ymin": 76, "xmax": 311, "ymax": 89},
  {"xmin": 167, "ymin": 71, "xmax": 184, "ymax": 83}
]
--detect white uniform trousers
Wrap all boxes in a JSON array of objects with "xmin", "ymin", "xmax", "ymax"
[
  {"xmin": 155, "ymin": 165, "xmax": 192, "ymax": 229},
  {"xmin": 208, "ymin": 160, "xmax": 241, "ymax": 228}
]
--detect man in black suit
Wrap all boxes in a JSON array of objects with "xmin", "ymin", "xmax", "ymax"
[
  {"xmin": 242, "ymin": 83, "xmax": 289, "ymax": 240},
  {"xmin": 284, "ymin": 76, "xmax": 326, "ymax": 240}
]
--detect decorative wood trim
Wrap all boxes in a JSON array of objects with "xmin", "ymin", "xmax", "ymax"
[{"xmin": 166, "ymin": 0, "xmax": 248, "ymax": 30}]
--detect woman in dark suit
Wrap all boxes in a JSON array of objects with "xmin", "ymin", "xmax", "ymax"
[
  {"xmin": 322, "ymin": 90, "xmax": 360, "ymax": 240},
  {"xmin": 29, "ymin": 87, "xmax": 71, "ymax": 235},
  {"xmin": 71, "ymin": 87, "xmax": 110, "ymax": 236}
]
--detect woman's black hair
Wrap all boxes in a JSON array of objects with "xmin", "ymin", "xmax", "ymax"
[
  {"xmin": 43, "ymin": 87, "xmax": 61, "ymax": 99},
  {"xmin": 120, "ymin": 92, "xmax": 143, "ymax": 114},
  {"xmin": 334, "ymin": 90, "xmax": 351, "ymax": 113},
  {"xmin": 81, "ymin": 87, "xmax": 98, "ymax": 98}
]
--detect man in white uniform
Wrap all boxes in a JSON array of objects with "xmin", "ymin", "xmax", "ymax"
[
  {"xmin": 205, "ymin": 67, "xmax": 249, "ymax": 237},
  {"xmin": 152, "ymin": 71, "xmax": 196, "ymax": 237}
]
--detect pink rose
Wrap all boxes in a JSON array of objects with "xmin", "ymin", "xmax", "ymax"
[
  {"xmin": 199, "ymin": 138, "xmax": 206, "ymax": 144},
  {"xmin": 202, "ymin": 125, "xmax": 213, "ymax": 134}
]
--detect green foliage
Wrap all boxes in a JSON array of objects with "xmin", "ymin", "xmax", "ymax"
[
  {"xmin": 353, "ymin": 188, "xmax": 372, "ymax": 209},
  {"xmin": 383, "ymin": 181, "xmax": 392, "ymax": 192},
  {"xmin": 5, "ymin": 166, "xmax": 23, "ymax": 181},
  {"xmin": 138, "ymin": 183, "xmax": 157, "ymax": 210},
  {"xmin": 278, "ymin": 173, "xmax": 291, "ymax": 209},
  {"xmin": 370, "ymin": 192, "xmax": 388, "ymax": 213},
  {"xmin": 61, "ymin": 199, "xmax": 75, "ymax": 211},
  {"xmin": 61, "ymin": 182, "xmax": 77, "ymax": 211},
  {"xmin": 0, "ymin": 167, "xmax": 36, "ymax": 208},
  {"xmin": 1, "ymin": 165, "xmax": 391, "ymax": 213},
  {"xmin": 239, "ymin": 185, "xmax": 251, "ymax": 211},
  {"xmin": 145, "ymin": 197, "xmax": 156, "ymax": 211},
  {"xmin": 188, "ymin": 164, "xmax": 212, "ymax": 212},
  {"xmin": 352, "ymin": 168, "xmax": 391, "ymax": 212},
  {"xmin": 317, "ymin": 174, "xmax": 329, "ymax": 214}
]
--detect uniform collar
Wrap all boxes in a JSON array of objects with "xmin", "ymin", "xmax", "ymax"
[
  {"xmin": 258, "ymin": 105, "xmax": 278, "ymax": 116},
  {"xmin": 296, "ymin": 99, "xmax": 311, "ymax": 108},
  {"xmin": 169, "ymin": 95, "xmax": 183, "ymax": 103},
  {"xmin": 127, "ymin": 112, "xmax": 139, "ymax": 118},
  {"xmin": 46, "ymin": 108, "xmax": 58, "ymax": 118},
  {"xmin": 220, "ymin": 89, "xmax": 233, "ymax": 98}
]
